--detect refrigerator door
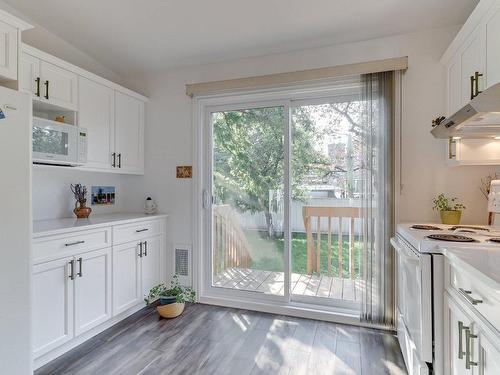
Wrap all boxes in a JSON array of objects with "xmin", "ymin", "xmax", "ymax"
[{"xmin": 0, "ymin": 86, "xmax": 32, "ymax": 374}]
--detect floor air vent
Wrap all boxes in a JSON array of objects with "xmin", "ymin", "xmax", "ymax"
[{"xmin": 175, "ymin": 246, "xmax": 192, "ymax": 286}]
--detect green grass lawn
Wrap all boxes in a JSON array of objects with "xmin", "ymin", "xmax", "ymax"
[{"xmin": 244, "ymin": 230, "xmax": 362, "ymax": 278}]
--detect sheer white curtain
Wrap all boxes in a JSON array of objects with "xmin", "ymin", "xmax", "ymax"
[{"xmin": 360, "ymin": 71, "xmax": 396, "ymax": 326}]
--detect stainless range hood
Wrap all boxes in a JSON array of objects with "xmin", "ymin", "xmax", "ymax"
[{"xmin": 432, "ymin": 82, "xmax": 500, "ymax": 139}]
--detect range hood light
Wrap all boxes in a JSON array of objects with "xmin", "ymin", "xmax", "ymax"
[
  {"xmin": 452, "ymin": 136, "xmax": 462, "ymax": 140},
  {"xmin": 493, "ymin": 136, "xmax": 500, "ymax": 140}
]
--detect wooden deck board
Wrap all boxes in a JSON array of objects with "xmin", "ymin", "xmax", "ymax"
[{"xmin": 213, "ymin": 268, "xmax": 363, "ymax": 302}]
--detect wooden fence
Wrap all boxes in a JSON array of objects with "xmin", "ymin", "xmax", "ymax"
[
  {"xmin": 213, "ymin": 205, "xmax": 252, "ymax": 274},
  {"xmin": 302, "ymin": 206, "xmax": 361, "ymax": 278}
]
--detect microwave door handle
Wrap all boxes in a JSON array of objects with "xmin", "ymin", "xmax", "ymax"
[{"xmin": 390, "ymin": 238, "xmax": 419, "ymax": 264}]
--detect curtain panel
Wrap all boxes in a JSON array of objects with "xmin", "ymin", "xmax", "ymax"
[{"xmin": 360, "ymin": 71, "xmax": 396, "ymax": 326}]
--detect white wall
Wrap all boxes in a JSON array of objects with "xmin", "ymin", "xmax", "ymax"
[
  {"xmin": 134, "ymin": 25, "xmax": 499, "ymax": 251},
  {"xmin": 32, "ymin": 167, "xmax": 142, "ymax": 221}
]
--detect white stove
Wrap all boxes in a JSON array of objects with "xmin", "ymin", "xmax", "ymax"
[
  {"xmin": 397, "ymin": 223, "xmax": 500, "ymax": 253},
  {"xmin": 392, "ymin": 222, "xmax": 500, "ymax": 375}
]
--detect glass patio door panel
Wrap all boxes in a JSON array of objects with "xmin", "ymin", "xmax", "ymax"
[
  {"xmin": 210, "ymin": 105, "xmax": 286, "ymax": 297},
  {"xmin": 290, "ymin": 100, "xmax": 363, "ymax": 307}
]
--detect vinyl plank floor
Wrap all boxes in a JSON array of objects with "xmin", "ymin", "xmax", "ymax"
[{"xmin": 36, "ymin": 304, "xmax": 407, "ymax": 375}]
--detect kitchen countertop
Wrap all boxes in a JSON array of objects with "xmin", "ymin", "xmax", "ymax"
[
  {"xmin": 440, "ymin": 245, "xmax": 500, "ymax": 290},
  {"xmin": 33, "ymin": 213, "xmax": 168, "ymax": 238}
]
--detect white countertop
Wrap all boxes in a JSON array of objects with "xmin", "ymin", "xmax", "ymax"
[
  {"xmin": 33, "ymin": 213, "xmax": 168, "ymax": 238},
  {"xmin": 440, "ymin": 245, "xmax": 500, "ymax": 290}
]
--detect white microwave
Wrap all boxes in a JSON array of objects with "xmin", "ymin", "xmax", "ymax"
[{"xmin": 32, "ymin": 117, "xmax": 87, "ymax": 166}]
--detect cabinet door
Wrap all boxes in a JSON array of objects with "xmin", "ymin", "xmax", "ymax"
[
  {"xmin": 485, "ymin": 5, "xmax": 500, "ymax": 88},
  {"xmin": 78, "ymin": 77, "xmax": 115, "ymax": 170},
  {"xmin": 448, "ymin": 57, "xmax": 462, "ymax": 115},
  {"xmin": 114, "ymin": 91, "xmax": 144, "ymax": 174},
  {"xmin": 33, "ymin": 258, "xmax": 74, "ymax": 358},
  {"xmin": 74, "ymin": 248, "xmax": 112, "ymax": 336},
  {"xmin": 0, "ymin": 20, "xmax": 17, "ymax": 80},
  {"xmin": 40, "ymin": 60, "xmax": 78, "ymax": 110},
  {"xmin": 141, "ymin": 235, "xmax": 162, "ymax": 297},
  {"xmin": 478, "ymin": 330, "xmax": 500, "ymax": 375},
  {"xmin": 460, "ymin": 27, "xmax": 486, "ymax": 106},
  {"xmin": 113, "ymin": 241, "xmax": 142, "ymax": 315},
  {"xmin": 19, "ymin": 53, "xmax": 40, "ymax": 97},
  {"xmin": 444, "ymin": 294, "xmax": 474, "ymax": 375}
]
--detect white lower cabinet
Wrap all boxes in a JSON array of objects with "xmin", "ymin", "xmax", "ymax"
[
  {"xmin": 112, "ymin": 241, "xmax": 142, "ymax": 315},
  {"xmin": 112, "ymin": 235, "xmax": 163, "ymax": 315},
  {"xmin": 444, "ymin": 293, "xmax": 475, "ymax": 375},
  {"xmin": 478, "ymin": 329, "xmax": 500, "ymax": 375},
  {"xmin": 141, "ymin": 235, "xmax": 162, "ymax": 297},
  {"xmin": 33, "ymin": 216, "xmax": 167, "ymax": 368},
  {"xmin": 74, "ymin": 248, "xmax": 112, "ymax": 336},
  {"xmin": 33, "ymin": 257, "xmax": 74, "ymax": 358}
]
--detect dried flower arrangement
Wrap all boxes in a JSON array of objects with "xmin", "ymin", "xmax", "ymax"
[{"xmin": 70, "ymin": 183, "xmax": 88, "ymax": 203}]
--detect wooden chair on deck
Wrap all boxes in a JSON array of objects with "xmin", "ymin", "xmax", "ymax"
[{"xmin": 302, "ymin": 206, "xmax": 361, "ymax": 277}]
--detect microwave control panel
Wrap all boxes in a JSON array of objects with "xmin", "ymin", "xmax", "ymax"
[{"xmin": 78, "ymin": 128, "xmax": 88, "ymax": 164}]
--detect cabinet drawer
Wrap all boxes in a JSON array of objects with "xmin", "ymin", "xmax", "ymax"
[
  {"xmin": 33, "ymin": 227, "xmax": 111, "ymax": 263},
  {"xmin": 446, "ymin": 258, "xmax": 500, "ymax": 333},
  {"xmin": 112, "ymin": 220, "xmax": 162, "ymax": 245}
]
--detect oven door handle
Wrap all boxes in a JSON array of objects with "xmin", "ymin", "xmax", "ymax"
[{"xmin": 390, "ymin": 238, "xmax": 419, "ymax": 264}]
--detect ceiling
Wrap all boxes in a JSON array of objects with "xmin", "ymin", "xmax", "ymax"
[{"xmin": 5, "ymin": 0, "xmax": 478, "ymax": 77}]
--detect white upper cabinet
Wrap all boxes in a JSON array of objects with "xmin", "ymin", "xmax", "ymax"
[
  {"xmin": 485, "ymin": 3, "xmax": 500, "ymax": 88},
  {"xmin": 459, "ymin": 27, "xmax": 486, "ymax": 107},
  {"xmin": 0, "ymin": 20, "xmax": 17, "ymax": 81},
  {"xmin": 19, "ymin": 52, "xmax": 78, "ymax": 111},
  {"xmin": 0, "ymin": 9, "xmax": 31, "ymax": 82},
  {"xmin": 21, "ymin": 44, "xmax": 147, "ymax": 174},
  {"xmin": 19, "ymin": 52, "xmax": 39, "ymax": 95},
  {"xmin": 114, "ymin": 91, "xmax": 145, "ymax": 174},
  {"xmin": 39, "ymin": 60, "xmax": 78, "ymax": 110},
  {"xmin": 78, "ymin": 77, "xmax": 115, "ymax": 170}
]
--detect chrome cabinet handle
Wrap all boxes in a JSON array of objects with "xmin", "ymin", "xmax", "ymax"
[
  {"xmin": 465, "ymin": 328, "xmax": 478, "ymax": 369},
  {"xmin": 136, "ymin": 228, "xmax": 148, "ymax": 233},
  {"xmin": 35, "ymin": 77, "xmax": 41, "ymax": 97},
  {"xmin": 144, "ymin": 241, "xmax": 148, "ymax": 256},
  {"xmin": 65, "ymin": 240, "xmax": 85, "ymax": 247},
  {"xmin": 69, "ymin": 260, "xmax": 75, "ymax": 280},
  {"xmin": 459, "ymin": 288, "xmax": 483, "ymax": 305},
  {"xmin": 44, "ymin": 80, "xmax": 49, "ymax": 100},
  {"xmin": 77, "ymin": 257, "xmax": 83, "ymax": 277},
  {"xmin": 138, "ymin": 242, "xmax": 143, "ymax": 257},
  {"xmin": 112, "ymin": 152, "xmax": 116, "ymax": 168},
  {"xmin": 458, "ymin": 321, "xmax": 467, "ymax": 359}
]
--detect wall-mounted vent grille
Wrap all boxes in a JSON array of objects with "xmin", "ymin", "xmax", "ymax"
[{"xmin": 174, "ymin": 245, "xmax": 192, "ymax": 286}]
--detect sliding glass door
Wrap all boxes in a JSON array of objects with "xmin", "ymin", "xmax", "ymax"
[
  {"xmin": 208, "ymin": 104, "xmax": 289, "ymax": 299},
  {"xmin": 202, "ymin": 84, "xmax": 366, "ymax": 310}
]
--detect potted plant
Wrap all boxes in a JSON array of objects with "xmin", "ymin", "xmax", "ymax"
[
  {"xmin": 433, "ymin": 193, "xmax": 466, "ymax": 225},
  {"xmin": 145, "ymin": 274, "xmax": 196, "ymax": 318}
]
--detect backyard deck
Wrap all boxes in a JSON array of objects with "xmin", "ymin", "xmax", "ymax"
[{"xmin": 213, "ymin": 267, "xmax": 363, "ymax": 301}]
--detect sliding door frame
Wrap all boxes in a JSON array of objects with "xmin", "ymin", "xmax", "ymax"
[{"xmin": 193, "ymin": 78, "xmax": 363, "ymax": 316}]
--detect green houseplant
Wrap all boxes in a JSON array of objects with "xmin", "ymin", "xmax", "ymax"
[
  {"xmin": 432, "ymin": 193, "xmax": 466, "ymax": 225},
  {"xmin": 145, "ymin": 274, "xmax": 196, "ymax": 318}
]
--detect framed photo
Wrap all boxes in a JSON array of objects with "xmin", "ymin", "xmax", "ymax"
[{"xmin": 91, "ymin": 186, "xmax": 115, "ymax": 206}]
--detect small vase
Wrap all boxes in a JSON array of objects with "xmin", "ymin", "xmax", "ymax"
[
  {"xmin": 74, "ymin": 200, "xmax": 92, "ymax": 219},
  {"xmin": 440, "ymin": 210, "xmax": 462, "ymax": 225}
]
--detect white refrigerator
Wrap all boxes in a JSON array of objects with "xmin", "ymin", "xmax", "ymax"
[{"xmin": 0, "ymin": 86, "xmax": 32, "ymax": 374}]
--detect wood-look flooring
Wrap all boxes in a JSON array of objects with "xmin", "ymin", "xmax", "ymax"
[{"xmin": 36, "ymin": 304, "xmax": 408, "ymax": 375}]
